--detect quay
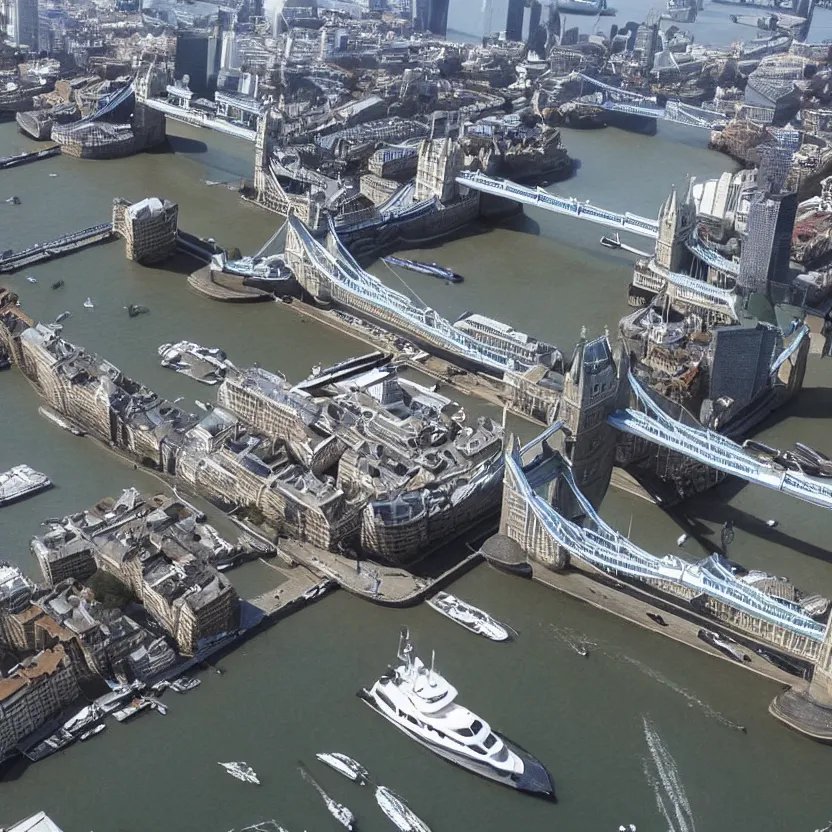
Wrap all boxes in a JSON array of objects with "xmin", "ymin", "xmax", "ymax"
[
  {"xmin": 187, "ymin": 265, "xmax": 273, "ymax": 302},
  {"xmin": 0, "ymin": 223, "xmax": 114, "ymax": 273},
  {"xmin": 0, "ymin": 146, "xmax": 60, "ymax": 170}
]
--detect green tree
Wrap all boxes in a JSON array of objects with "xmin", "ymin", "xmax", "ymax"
[{"xmin": 87, "ymin": 570, "xmax": 136, "ymax": 610}]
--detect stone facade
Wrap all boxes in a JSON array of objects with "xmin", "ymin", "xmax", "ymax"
[{"xmin": 112, "ymin": 196, "xmax": 179, "ymax": 264}]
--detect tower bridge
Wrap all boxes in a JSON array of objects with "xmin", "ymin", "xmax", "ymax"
[
  {"xmin": 502, "ymin": 434, "xmax": 827, "ymax": 649},
  {"xmin": 455, "ymin": 171, "xmax": 660, "ymax": 237},
  {"xmin": 608, "ymin": 360, "xmax": 832, "ymax": 511}
]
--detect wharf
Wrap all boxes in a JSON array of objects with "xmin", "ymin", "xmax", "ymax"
[
  {"xmin": 0, "ymin": 223, "xmax": 113, "ymax": 273},
  {"xmin": 529, "ymin": 562, "xmax": 803, "ymax": 689},
  {"xmin": 187, "ymin": 266, "xmax": 272, "ymax": 303},
  {"xmin": 279, "ymin": 538, "xmax": 483, "ymax": 607},
  {"xmin": 245, "ymin": 559, "xmax": 326, "ymax": 619}
]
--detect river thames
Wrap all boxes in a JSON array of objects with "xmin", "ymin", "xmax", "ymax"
[{"xmin": 3, "ymin": 11, "xmax": 832, "ymax": 828}]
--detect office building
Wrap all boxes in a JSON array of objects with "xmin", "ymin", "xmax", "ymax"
[
  {"xmin": 505, "ymin": 0, "xmax": 525, "ymax": 41},
  {"xmin": 3, "ymin": 0, "xmax": 38, "ymax": 50},
  {"xmin": 737, "ymin": 190, "xmax": 797, "ymax": 295},
  {"xmin": 174, "ymin": 31, "xmax": 220, "ymax": 97}
]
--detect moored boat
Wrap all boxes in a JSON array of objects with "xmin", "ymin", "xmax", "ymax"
[
  {"xmin": 375, "ymin": 785, "xmax": 432, "ymax": 832},
  {"xmin": 79, "ymin": 723, "xmax": 107, "ymax": 741},
  {"xmin": 315, "ymin": 751, "xmax": 370, "ymax": 784},
  {"xmin": 0, "ymin": 465, "xmax": 52, "ymax": 507},
  {"xmin": 358, "ymin": 628, "xmax": 555, "ymax": 800},
  {"xmin": 426, "ymin": 592, "xmax": 512, "ymax": 641},
  {"xmin": 697, "ymin": 628, "xmax": 750, "ymax": 663},
  {"xmin": 112, "ymin": 698, "xmax": 152, "ymax": 723},
  {"xmin": 170, "ymin": 676, "xmax": 201, "ymax": 693},
  {"xmin": 383, "ymin": 256, "xmax": 462, "ymax": 283}
]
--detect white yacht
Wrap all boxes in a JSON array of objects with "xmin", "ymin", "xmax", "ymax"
[
  {"xmin": 219, "ymin": 761, "xmax": 261, "ymax": 785},
  {"xmin": 299, "ymin": 763, "xmax": 355, "ymax": 829},
  {"xmin": 315, "ymin": 752, "xmax": 370, "ymax": 784},
  {"xmin": 375, "ymin": 785, "xmax": 432, "ymax": 832},
  {"xmin": 426, "ymin": 592, "xmax": 512, "ymax": 642},
  {"xmin": 0, "ymin": 465, "xmax": 52, "ymax": 506},
  {"xmin": 158, "ymin": 341, "xmax": 229, "ymax": 385},
  {"xmin": 79, "ymin": 723, "xmax": 107, "ymax": 741},
  {"xmin": 359, "ymin": 629, "xmax": 554, "ymax": 799}
]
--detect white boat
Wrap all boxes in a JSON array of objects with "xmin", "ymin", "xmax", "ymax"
[
  {"xmin": 426, "ymin": 592, "xmax": 511, "ymax": 641},
  {"xmin": 170, "ymin": 676, "xmax": 201, "ymax": 693},
  {"xmin": 358, "ymin": 628, "xmax": 555, "ymax": 799},
  {"xmin": 112, "ymin": 698, "xmax": 152, "ymax": 723},
  {"xmin": 299, "ymin": 763, "xmax": 355, "ymax": 830},
  {"xmin": 315, "ymin": 752, "xmax": 370, "ymax": 784},
  {"xmin": 63, "ymin": 703, "xmax": 102, "ymax": 735},
  {"xmin": 83, "ymin": 297, "xmax": 94, "ymax": 309},
  {"xmin": 79, "ymin": 723, "xmax": 107, "ymax": 741},
  {"xmin": 54, "ymin": 310, "xmax": 71, "ymax": 324},
  {"xmin": 0, "ymin": 465, "xmax": 52, "ymax": 506},
  {"xmin": 149, "ymin": 697, "xmax": 168, "ymax": 715},
  {"xmin": 303, "ymin": 579, "xmax": 336, "ymax": 602},
  {"xmin": 219, "ymin": 761, "xmax": 261, "ymax": 785},
  {"xmin": 375, "ymin": 785, "xmax": 432, "ymax": 832},
  {"xmin": 26, "ymin": 276, "xmax": 37, "ymax": 283},
  {"xmin": 158, "ymin": 341, "xmax": 229, "ymax": 384}
]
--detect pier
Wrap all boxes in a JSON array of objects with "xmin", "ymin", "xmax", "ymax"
[
  {"xmin": 0, "ymin": 224, "xmax": 114, "ymax": 273},
  {"xmin": 0, "ymin": 146, "xmax": 61, "ymax": 170}
]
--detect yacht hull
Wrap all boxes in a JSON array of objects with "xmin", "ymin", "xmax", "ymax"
[{"xmin": 358, "ymin": 688, "xmax": 555, "ymax": 800}]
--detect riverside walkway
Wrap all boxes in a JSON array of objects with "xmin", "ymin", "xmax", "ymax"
[{"xmin": 0, "ymin": 223, "xmax": 114, "ymax": 273}]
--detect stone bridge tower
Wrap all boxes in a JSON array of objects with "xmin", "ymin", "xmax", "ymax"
[
  {"xmin": 552, "ymin": 332, "xmax": 623, "ymax": 521},
  {"xmin": 654, "ymin": 180, "xmax": 695, "ymax": 273}
]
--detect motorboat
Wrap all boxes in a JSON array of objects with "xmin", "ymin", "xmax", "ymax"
[
  {"xmin": 79, "ymin": 723, "xmax": 107, "ymax": 742},
  {"xmin": 54, "ymin": 310, "xmax": 70, "ymax": 323},
  {"xmin": 299, "ymin": 763, "xmax": 355, "ymax": 829},
  {"xmin": 170, "ymin": 676, "xmax": 201, "ymax": 693},
  {"xmin": 375, "ymin": 785, "xmax": 432, "ymax": 832},
  {"xmin": 26, "ymin": 276, "xmax": 36, "ymax": 283},
  {"xmin": 51, "ymin": 280, "xmax": 64, "ymax": 290},
  {"xmin": 220, "ymin": 761, "xmax": 261, "ymax": 785},
  {"xmin": 676, "ymin": 534, "xmax": 688, "ymax": 546},
  {"xmin": 697, "ymin": 629, "xmax": 750, "ymax": 663},
  {"xmin": 63, "ymin": 703, "xmax": 102, "ymax": 735},
  {"xmin": 112, "ymin": 698, "xmax": 152, "ymax": 722},
  {"xmin": 0, "ymin": 465, "xmax": 52, "ymax": 506},
  {"xmin": 149, "ymin": 697, "xmax": 168, "ymax": 715},
  {"xmin": 83, "ymin": 297, "xmax": 94, "ymax": 309},
  {"xmin": 303, "ymin": 579, "xmax": 336, "ymax": 602},
  {"xmin": 426, "ymin": 592, "xmax": 512, "ymax": 642},
  {"xmin": 647, "ymin": 612, "xmax": 668, "ymax": 627},
  {"xmin": 127, "ymin": 304, "xmax": 149, "ymax": 318},
  {"xmin": 358, "ymin": 628, "xmax": 555, "ymax": 799},
  {"xmin": 570, "ymin": 642, "xmax": 589, "ymax": 657},
  {"xmin": 5, "ymin": 195, "xmax": 21, "ymax": 204},
  {"xmin": 315, "ymin": 752, "xmax": 370, "ymax": 784}
]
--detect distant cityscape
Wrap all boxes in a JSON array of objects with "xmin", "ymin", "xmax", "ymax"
[{"xmin": 3, "ymin": 0, "xmax": 832, "ymax": 827}]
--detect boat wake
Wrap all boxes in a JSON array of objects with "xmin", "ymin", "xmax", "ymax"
[
  {"xmin": 621, "ymin": 657, "xmax": 745, "ymax": 732},
  {"xmin": 545, "ymin": 623, "xmax": 596, "ymax": 655},
  {"xmin": 642, "ymin": 716, "xmax": 696, "ymax": 832},
  {"xmin": 233, "ymin": 821, "xmax": 290, "ymax": 832}
]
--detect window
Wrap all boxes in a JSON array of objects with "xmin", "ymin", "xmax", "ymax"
[
  {"xmin": 483, "ymin": 734, "xmax": 497, "ymax": 749},
  {"xmin": 471, "ymin": 719, "xmax": 483, "ymax": 734}
]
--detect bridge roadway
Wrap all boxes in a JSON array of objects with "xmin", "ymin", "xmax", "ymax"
[
  {"xmin": 456, "ymin": 171, "xmax": 659, "ymax": 237},
  {"xmin": 608, "ymin": 366, "xmax": 832, "ymax": 511},
  {"xmin": 0, "ymin": 224, "xmax": 114, "ymax": 273},
  {"xmin": 505, "ymin": 440, "xmax": 826, "ymax": 642}
]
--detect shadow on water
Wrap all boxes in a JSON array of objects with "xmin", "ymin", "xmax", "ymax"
[
  {"xmin": 153, "ymin": 252, "xmax": 205, "ymax": 277},
  {"xmin": 755, "ymin": 385, "xmax": 832, "ymax": 426},
  {"xmin": 163, "ymin": 135, "xmax": 210, "ymax": 155},
  {"xmin": 498, "ymin": 212, "xmax": 541, "ymax": 236}
]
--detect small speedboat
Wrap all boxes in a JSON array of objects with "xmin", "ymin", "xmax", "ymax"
[
  {"xmin": 219, "ymin": 761, "xmax": 260, "ymax": 785},
  {"xmin": 766, "ymin": 519, "xmax": 778, "ymax": 528},
  {"xmin": 647, "ymin": 612, "xmax": 668, "ymax": 627},
  {"xmin": 571, "ymin": 642, "xmax": 589, "ymax": 657},
  {"xmin": 26, "ymin": 276, "xmax": 37, "ymax": 284},
  {"xmin": 676, "ymin": 533, "xmax": 688, "ymax": 546},
  {"xmin": 375, "ymin": 785, "xmax": 432, "ymax": 832},
  {"xmin": 48, "ymin": 173, "xmax": 58, "ymax": 178},
  {"xmin": 5, "ymin": 196, "xmax": 21, "ymax": 204},
  {"xmin": 127, "ymin": 304, "xmax": 149, "ymax": 318},
  {"xmin": 299, "ymin": 763, "xmax": 355, "ymax": 829},
  {"xmin": 83, "ymin": 297, "xmax": 94, "ymax": 309},
  {"xmin": 54, "ymin": 310, "xmax": 71, "ymax": 324},
  {"xmin": 426, "ymin": 591, "xmax": 512, "ymax": 641},
  {"xmin": 79, "ymin": 723, "xmax": 106, "ymax": 741},
  {"xmin": 51, "ymin": 280, "xmax": 64, "ymax": 290},
  {"xmin": 315, "ymin": 752, "xmax": 370, "ymax": 784}
]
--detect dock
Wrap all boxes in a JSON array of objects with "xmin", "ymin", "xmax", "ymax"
[
  {"xmin": 245, "ymin": 560, "xmax": 329, "ymax": 619},
  {"xmin": 187, "ymin": 266, "xmax": 272, "ymax": 302},
  {"xmin": 0, "ymin": 223, "xmax": 114, "ymax": 273}
]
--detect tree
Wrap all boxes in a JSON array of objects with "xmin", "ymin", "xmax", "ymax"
[{"xmin": 87, "ymin": 570, "xmax": 136, "ymax": 610}]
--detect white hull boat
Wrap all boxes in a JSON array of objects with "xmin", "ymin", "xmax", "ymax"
[
  {"xmin": 0, "ymin": 465, "xmax": 52, "ymax": 506},
  {"xmin": 219, "ymin": 761, "xmax": 261, "ymax": 785},
  {"xmin": 426, "ymin": 592, "xmax": 511, "ymax": 641},
  {"xmin": 79, "ymin": 723, "xmax": 107, "ymax": 741},
  {"xmin": 299, "ymin": 763, "xmax": 355, "ymax": 830},
  {"xmin": 375, "ymin": 785, "xmax": 432, "ymax": 832},
  {"xmin": 315, "ymin": 752, "xmax": 370, "ymax": 784},
  {"xmin": 358, "ymin": 629, "xmax": 554, "ymax": 800}
]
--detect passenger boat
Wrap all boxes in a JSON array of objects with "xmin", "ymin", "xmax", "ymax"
[
  {"xmin": 158, "ymin": 341, "xmax": 229, "ymax": 385},
  {"xmin": 426, "ymin": 592, "xmax": 512, "ymax": 641},
  {"xmin": 375, "ymin": 785, "xmax": 433, "ymax": 832},
  {"xmin": 219, "ymin": 761, "xmax": 261, "ymax": 785},
  {"xmin": 79, "ymin": 723, "xmax": 107, "ymax": 742},
  {"xmin": 299, "ymin": 763, "xmax": 355, "ymax": 829},
  {"xmin": 358, "ymin": 628, "xmax": 555, "ymax": 800},
  {"xmin": 315, "ymin": 752, "xmax": 370, "ymax": 784},
  {"xmin": 0, "ymin": 465, "xmax": 52, "ymax": 506},
  {"xmin": 112, "ymin": 698, "xmax": 152, "ymax": 723},
  {"xmin": 697, "ymin": 629, "xmax": 750, "ymax": 663},
  {"xmin": 383, "ymin": 256, "xmax": 462, "ymax": 283}
]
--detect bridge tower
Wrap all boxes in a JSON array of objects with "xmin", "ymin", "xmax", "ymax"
[
  {"xmin": 654, "ymin": 180, "xmax": 695, "ymax": 273},
  {"xmin": 415, "ymin": 138, "xmax": 464, "ymax": 204},
  {"xmin": 552, "ymin": 331, "xmax": 623, "ymax": 521}
]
